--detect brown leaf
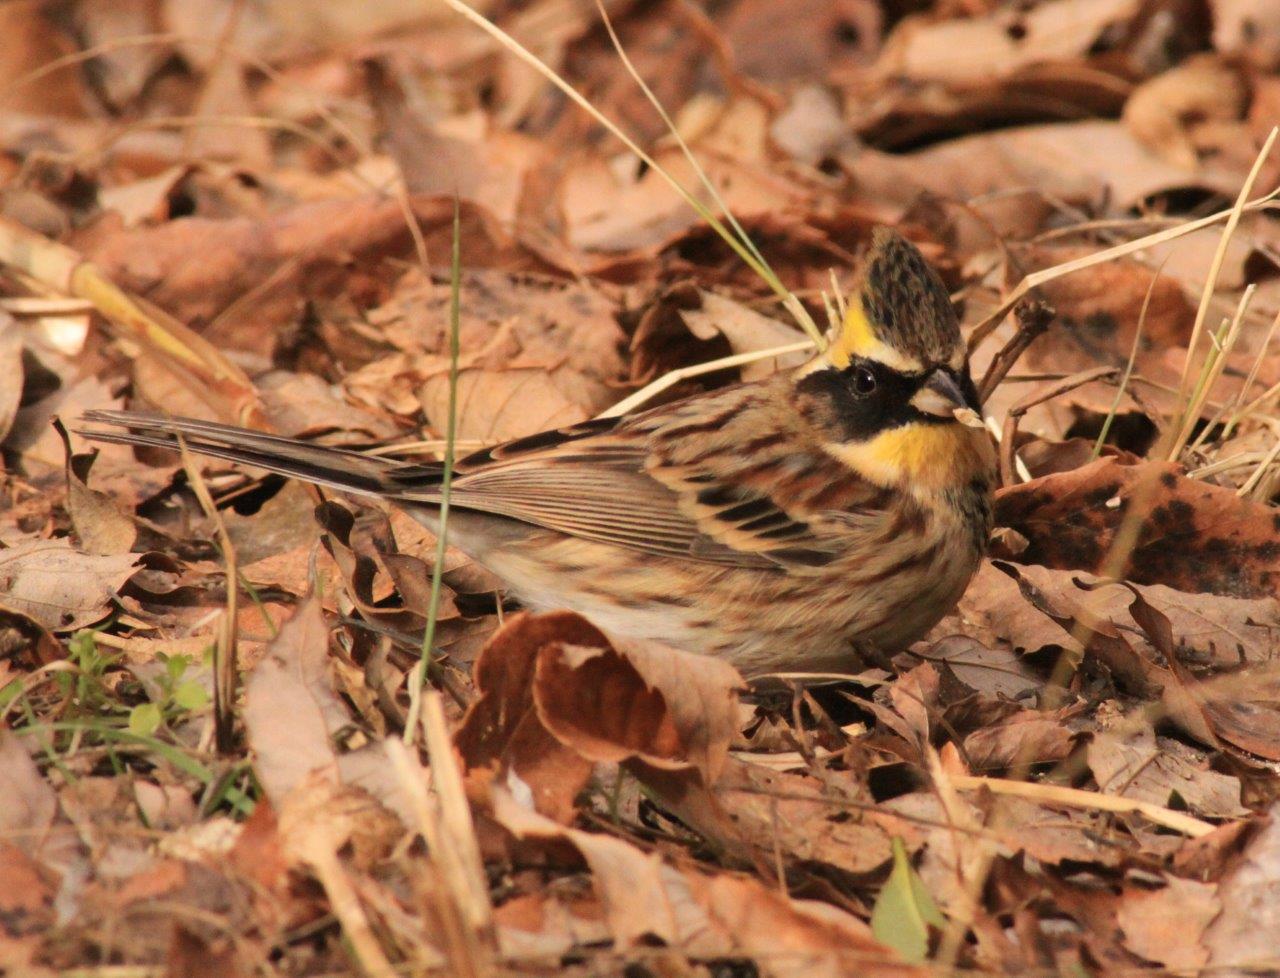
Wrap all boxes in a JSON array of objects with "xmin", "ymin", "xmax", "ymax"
[
  {"xmin": 995, "ymin": 458, "xmax": 1280, "ymax": 599},
  {"xmin": 166, "ymin": 925, "xmax": 249, "ymax": 978},
  {"xmin": 962, "ymin": 711, "xmax": 1076, "ymax": 772},
  {"xmin": 875, "ymin": 0, "xmax": 1141, "ymax": 86},
  {"xmin": 1118, "ymin": 875, "xmax": 1219, "ymax": 970},
  {"xmin": 0, "ymin": 313, "xmax": 22, "ymax": 444},
  {"xmin": 454, "ymin": 611, "xmax": 603, "ymax": 823},
  {"xmin": 1204, "ymin": 803, "xmax": 1280, "ymax": 971},
  {"xmin": 1123, "ymin": 54, "xmax": 1247, "ymax": 169},
  {"xmin": 243, "ymin": 595, "xmax": 346, "ymax": 805},
  {"xmin": 0, "ymin": 844, "xmax": 54, "ymax": 957},
  {"xmin": 1213, "ymin": 0, "xmax": 1280, "ymax": 70},
  {"xmin": 680, "ymin": 290, "xmax": 811, "ymax": 380},
  {"xmin": 1016, "ymin": 244, "xmax": 1196, "ymax": 359},
  {"xmin": 488, "ymin": 788, "xmax": 908, "ymax": 977},
  {"xmin": 0, "ymin": 538, "xmax": 140, "ymax": 632},
  {"xmin": 915, "ymin": 635, "xmax": 1043, "ymax": 701},
  {"xmin": 870, "ymin": 120, "xmax": 1245, "ymax": 212},
  {"xmin": 707, "ymin": 759, "xmax": 893, "ymax": 876},
  {"xmin": 0, "ymin": 730, "xmax": 81, "ymax": 870},
  {"xmin": 313, "ymin": 500, "xmax": 460, "ymax": 637},
  {"xmin": 411, "ymin": 272, "xmax": 625, "ymax": 442},
  {"xmin": 59, "ymin": 425, "xmax": 138, "ymax": 556},
  {"xmin": 76, "ymin": 196, "xmax": 538, "ymax": 358},
  {"xmin": 0, "ymin": 1, "xmax": 92, "ymax": 116},
  {"xmin": 1087, "ymin": 726, "xmax": 1248, "ymax": 820},
  {"xmin": 534, "ymin": 633, "xmax": 742, "ymax": 785}
]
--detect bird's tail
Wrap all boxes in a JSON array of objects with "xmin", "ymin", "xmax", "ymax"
[{"xmin": 76, "ymin": 409, "xmax": 439, "ymax": 499}]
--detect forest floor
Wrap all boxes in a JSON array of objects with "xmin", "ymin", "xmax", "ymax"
[{"xmin": 2, "ymin": 1, "xmax": 1280, "ymax": 975}]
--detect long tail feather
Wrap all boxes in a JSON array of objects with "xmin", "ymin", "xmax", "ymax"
[{"xmin": 76, "ymin": 409, "xmax": 437, "ymax": 500}]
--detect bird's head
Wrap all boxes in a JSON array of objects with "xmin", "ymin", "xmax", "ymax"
[{"xmin": 795, "ymin": 227, "xmax": 994, "ymax": 491}]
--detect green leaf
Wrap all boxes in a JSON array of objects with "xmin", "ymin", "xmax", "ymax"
[
  {"xmin": 871, "ymin": 837, "xmax": 946, "ymax": 963},
  {"xmin": 164, "ymin": 653, "xmax": 183, "ymax": 683},
  {"xmin": 128, "ymin": 702, "xmax": 162, "ymax": 736},
  {"xmin": 173, "ymin": 680, "xmax": 209, "ymax": 711},
  {"xmin": 69, "ymin": 629, "xmax": 97, "ymax": 662}
]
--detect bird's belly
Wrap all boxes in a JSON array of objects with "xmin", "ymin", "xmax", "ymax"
[{"xmin": 428, "ymin": 510, "xmax": 985, "ymax": 677}]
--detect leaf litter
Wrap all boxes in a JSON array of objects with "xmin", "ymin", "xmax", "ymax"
[{"xmin": 2, "ymin": 0, "xmax": 1280, "ymax": 974}]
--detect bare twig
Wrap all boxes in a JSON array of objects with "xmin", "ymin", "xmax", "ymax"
[
  {"xmin": 976, "ymin": 298, "xmax": 1055, "ymax": 405},
  {"xmin": 998, "ymin": 366, "xmax": 1119, "ymax": 487}
]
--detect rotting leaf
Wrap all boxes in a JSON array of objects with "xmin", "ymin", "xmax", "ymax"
[{"xmin": 995, "ymin": 458, "xmax": 1280, "ymax": 600}]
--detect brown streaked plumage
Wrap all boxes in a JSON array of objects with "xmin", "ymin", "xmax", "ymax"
[{"xmin": 78, "ymin": 228, "xmax": 995, "ymax": 676}]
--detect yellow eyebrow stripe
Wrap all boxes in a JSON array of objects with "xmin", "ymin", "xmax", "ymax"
[
  {"xmin": 828, "ymin": 294, "xmax": 925, "ymax": 374},
  {"xmin": 828, "ymin": 296, "xmax": 876, "ymax": 369}
]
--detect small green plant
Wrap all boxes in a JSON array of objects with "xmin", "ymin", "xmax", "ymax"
[
  {"xmin": 127, "ymin": 651, "xmax": 211, "ymax": 736},
  {"xmin": 48, "ymin": 629, "xmax": 122, "ymax": 721}
]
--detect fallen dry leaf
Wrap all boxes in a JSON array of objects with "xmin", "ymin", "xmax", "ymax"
[
  {"xmin": 1203, "ymin": 802, "xmax": 1280, "ymax": 971},
  {"xmin": 2, "ymin": 1, "xmax": 1280, "ymax": 972},
  {"xmin": 1116, "ymin": 876, "xmax": 1219, "ymax": 970},
  {"xmin": 243, "ymin": 595, "xmax": 346, "ymax": 804},
  {"xmin": 1088, "ymin": 725, "xmax": 1248, "ymax": 820},
  {"xmin": 0, "ymin": 538, "xmax": 140, "ymax": 631},
  {"xmin": 489, "ymin": 787, "xmax": 910, "ymax": 978},
  {"xmin": 534, "ymin": 631, "xmax": 742, "ymax": 785}
]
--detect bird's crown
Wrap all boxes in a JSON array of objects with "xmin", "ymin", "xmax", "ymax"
[{"xmin": 827, "ymin": 227, "xmax": 964, "ymax": 374}]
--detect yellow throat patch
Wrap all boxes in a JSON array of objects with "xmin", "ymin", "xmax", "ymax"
[{"xmin": 826, "ymin": 422, "xmax": 994, "ymax": 492}]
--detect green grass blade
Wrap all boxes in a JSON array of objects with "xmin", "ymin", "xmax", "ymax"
[{"xmin": 404, "ymin": 199, "xmax": 464, "ymax": 744}]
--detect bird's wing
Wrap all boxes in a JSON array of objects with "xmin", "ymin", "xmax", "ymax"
[
  {"xmin": 80, "ymin": 391, "xmax": 896, "ymax": 571},
  {"xmin": 389, "ymin": 387, "xmax": 895, "ymax": 569}
]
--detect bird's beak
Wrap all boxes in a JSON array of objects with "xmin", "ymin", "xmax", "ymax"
[{"xmin": 911, "ymin": 369, "xmax": 985, "ymax": 427}]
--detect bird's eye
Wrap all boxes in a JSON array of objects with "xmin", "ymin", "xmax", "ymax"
[{"xmin": 851, "ymin": 365, "xmax": 878, "ymax": 395}]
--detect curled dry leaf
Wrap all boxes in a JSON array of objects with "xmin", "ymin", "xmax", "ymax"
[
  {"xmin": 314, "ymin": 500, "xmax": 461, "ymax": 637},
  {"xmin": 454, "ymin": 611, "xmax": 602, "ymax": 823},
  {"xmin": 679, "ymin": 290, "xmax": 811, "ymax": 381},
  {"xmin": 961, "ymin": 710, "xmax": 1077, "ymax": 772},
  {"xmin": 59, "ymin": 427, "xmax": 137, "ymax": 556},
  {"xmin": 534, "ymin": 632, "xmax": 742, "ymax": 784},
  {"xmin": 456, "ymin": 611, "xmax": 742, "ymax": 821},
  {"xmin": 995, "ymin": 457, "xmax": 1280, "ymax": 599}
]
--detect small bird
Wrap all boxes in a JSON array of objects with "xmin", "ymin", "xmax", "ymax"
[{"xmin": 80, "ymin": 228, "xmax": 995, "ymax": 676}]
